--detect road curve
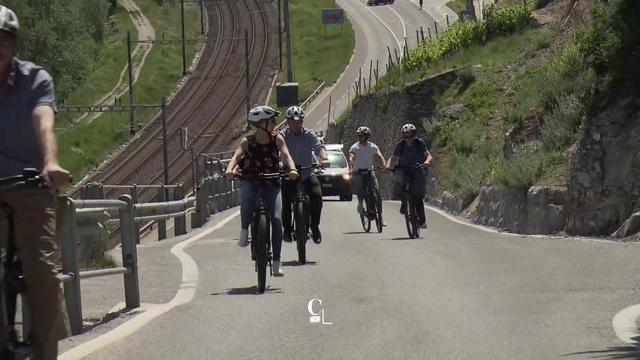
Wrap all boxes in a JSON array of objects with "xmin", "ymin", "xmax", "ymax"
[
  {"xmin": 79, "ymin": 200, "xmax": 640, "ymax": 359},
  {"xmin": 305, "ymin": 0, "xmax": 451, "ymax": 130}
]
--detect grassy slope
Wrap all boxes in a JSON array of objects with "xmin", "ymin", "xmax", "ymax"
[
  {"xmin": 57, "ymin": 4, "xmax": 138, "ymax": 120},
  {"xmin": 270, "ymin": 0, "xmax": 355, "ymax": 112},
  {"xmin": 57, "ymin": 1, "xmax": 202, "ymax": 179}
]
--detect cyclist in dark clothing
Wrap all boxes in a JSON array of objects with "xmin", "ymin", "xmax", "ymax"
[
  {"xmin": 280, "ymin": 106, "xmax": 330, "ymax": 244},
  {"xmin": 386, "ymin": 123, "xmax": 433, "ymax": 228}
]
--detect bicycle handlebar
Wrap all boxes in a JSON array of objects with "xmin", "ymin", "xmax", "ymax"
[{"xmin": 0, "ymin": 168, "xmax": 44, "ymax": 192}]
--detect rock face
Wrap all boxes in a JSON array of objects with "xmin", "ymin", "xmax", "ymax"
[
  {"xmin": 471, "ymin": 185, "xmax": 567, "ymax": 234},
  {"xmin": 566, "ymin": 96, "xmax": 640, "ymax": 235},
  {"xmin": 325, "ymin": 69, "xmax": 458, "ymax": 200}
]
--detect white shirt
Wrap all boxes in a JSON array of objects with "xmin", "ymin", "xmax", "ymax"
[{"xmin": 349, "ymin": 141, "xmax": 380, "ymax": 170}]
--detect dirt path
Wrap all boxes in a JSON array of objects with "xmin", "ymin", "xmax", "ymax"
[{"xmin": 74, "ymin": 0, "xmax": 156, "ymax": 123}]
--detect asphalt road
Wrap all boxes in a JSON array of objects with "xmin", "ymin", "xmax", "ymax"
[
  {"xmin": 305, "ymin": 0, "xmax": 453, "ymax": 130},
  {"xmin": 84, "ymin": 200, "xmax": 640, "ymax": 359}
]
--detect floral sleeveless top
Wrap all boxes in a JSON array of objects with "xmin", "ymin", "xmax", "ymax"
[{"xmin": 239, "ymin": 134, "xmax": 281, "ymax": 185}]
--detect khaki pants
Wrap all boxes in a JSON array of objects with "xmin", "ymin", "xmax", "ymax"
[{"xmin": 0, "ymin": 189, "xmax": 66, "ymax": 360}]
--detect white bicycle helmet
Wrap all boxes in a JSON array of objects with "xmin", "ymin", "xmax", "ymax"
[
  {"xmin": 401, "ymin": 123, "xmax": 417, "ymax": 133},
  {"xmin": 0, "ymin": 6, "xmax": 19, "ymax": 36},
  {"xmin": 285, "ymin": 106, "xmax": 304, "ymax": 121},
  {"xmin": 248, "ymin": 105, "xmax": 279, "ymax": 124},
  {"xmin": 356, "ymin": 126, "xmax": 371, "ymax": 136}
]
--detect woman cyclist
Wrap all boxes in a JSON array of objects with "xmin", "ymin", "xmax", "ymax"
[{"xmin": 225, "ymin": 106, "xmax": 297, "ymax": 276}]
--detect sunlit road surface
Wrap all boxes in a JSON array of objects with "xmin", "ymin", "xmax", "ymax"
[{"xmin": 86, "ymin": 200, "xmax": 640, "ymax": 359}]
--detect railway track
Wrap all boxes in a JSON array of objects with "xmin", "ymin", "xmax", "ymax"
[{"xmin": 74, "ymin": 0, "xmax": 276, "ymax": 203}]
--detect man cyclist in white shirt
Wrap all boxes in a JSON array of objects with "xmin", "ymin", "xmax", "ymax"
[{"xmin": 348, "ymin": 126, "xmax": 386, "ymax": 221}]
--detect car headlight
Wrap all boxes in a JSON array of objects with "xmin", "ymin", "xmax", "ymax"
[{"xmin": 342, "ymin": 174, "xmax": 351, "ymax": 180}]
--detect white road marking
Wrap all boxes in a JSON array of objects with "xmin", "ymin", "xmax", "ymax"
[
  {"xmin": 59, "ymin": 210, "xmax": 241, "ymax": 360},
  {"xmin": 355, "ymin": 0, "xmax": 402, "ymax": 51},
  {"xmin": 613, "ymin": 304, "xmax": 640, "ymax": 344},
  {"xmin": 387, "ymin": 5, "xmax": 407, "ymax": 48},
  {"xmin": 386, "ymin": 200, "xmax": 618, "ymax": 244}
]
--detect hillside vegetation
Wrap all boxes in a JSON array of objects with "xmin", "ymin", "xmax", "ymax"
[{"xmin": 371, "ymin": 0, "xmax": 639, "ymax": 203}]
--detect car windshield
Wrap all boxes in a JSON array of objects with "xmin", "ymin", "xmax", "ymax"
[{"xmin": 327, "ymin": 151, "xmax": 347, "ymax": 168}]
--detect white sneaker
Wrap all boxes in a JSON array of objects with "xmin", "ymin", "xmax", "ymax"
[
  {"xmin": 273, "ymin": 260, "xmax": 284, "ymax": 276},
  {"xmin": 357, "ymin": 202, "xmax": 364, "ymax": 215},
  {"xmin": 238, "ymin": 229, "xmax": 249, "ymax": 247}
]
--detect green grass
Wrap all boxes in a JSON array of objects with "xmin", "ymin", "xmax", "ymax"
[
  {"xmin": 447, "ymin": 0, "xmax": 468, "ymax": 14},
  {"xmin": 58, "ymin": 1, "xmax": 203, "ymax": 178},
  {"xmin": 57, "ymin": 4, "xmax": 137, "ymax": 127},
  {"xmin": 270, "ymin": 0, "xmax": 355, "ymax": 107}
]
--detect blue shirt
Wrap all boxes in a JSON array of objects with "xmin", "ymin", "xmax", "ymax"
[
  {"xmin": 0, "ymin": 58, "xmax": 57, "ymax": 177},
  {"xmin": 280, "ymin": 127, "xmax": 325, "ymax": 180}
]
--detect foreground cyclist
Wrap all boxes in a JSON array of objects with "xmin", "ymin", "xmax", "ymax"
[
  {"xmin": 225, "ymin": 106, "xmax": 297, "ymax": 276},
  {"xmin": 386, "ymin": 124, "xmax": 433, "ymax": 229},
  {"xmin": 280, "ymin": 106, "xmax": 330, "ymax": 244},
  {"xmin": 348, "ymin": 127, "xmax": 386, "ymax": 218},
  {"xmin": 0, "ymin": 6, "xmax": 71, "ymax": 359}
]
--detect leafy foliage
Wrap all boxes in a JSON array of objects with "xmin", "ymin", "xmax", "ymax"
[
  {"xmin": 406, "ymin": 2, "xmax": 531, "ymax": 71},
  {"xmin": 2, "ymin": 0, "xmax": 109, "ymax": 99}
]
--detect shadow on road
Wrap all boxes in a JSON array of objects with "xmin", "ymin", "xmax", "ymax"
[
  {"xmin": 282, "ymin": 260, "xmax": 317, "ymax": 266},
  {"xmin": 561, "ymin": 346, "xmax": 640, "ymax": 359},
  {"xmin": 210, "ymin": 286, "xmax": 283, "ymax": 296},
  {"xmin": 388, "ymin": 237, "xmax": 419, "ymax": 240},
  {"xmin": 342, "ymin": 231, "xmax": 371, "ymax": 235}
]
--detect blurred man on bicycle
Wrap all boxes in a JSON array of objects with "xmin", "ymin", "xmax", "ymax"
[
  {"xmin": 225, "ymin": 106, "xmax": 298, "ymax": 276},
  {"xmin": 280, "ymin": 106, "xmax": 330, "ymax": 244},
  {"xmin": 386, "ymin": 124, "xmax": 433, "ymax": 229},
  {"xmin": 348, "ymin": 126, "xmax": 386, "ymax": 218},
  {"xmin": 0, "ymin": 5, "xmax": 71, "ymax": 359}
]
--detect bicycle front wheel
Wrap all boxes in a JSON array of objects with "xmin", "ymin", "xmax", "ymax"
[
  {"xmin": 294, "ymin": 200, "xmax": 307, "ymax": 264},
  {"xmin": 361, "ymin": 195, "xmax": 372, "ymax": 233},
  {"xmin": 255, "ymin": 213, "xmax": 269, "ymax": 293}
]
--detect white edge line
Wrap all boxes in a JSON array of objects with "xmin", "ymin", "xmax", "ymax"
[
  {"xmin": 386, "ymin": 5, "xmax": 406, "ymax": 47},
  {"xmin": 58, "ymin": 210, "xmax": 241, "ymax": 360},
  {"xmin": 386, "ymin": 200, "xmax": 619, "ymax": 244},
  {"xmin": 356, "ymin": 0, "xmax": 401, "ymax": 53},
  {"xmin": 613, "ymin": 304, "xmax": 640, "ymax": 344}
]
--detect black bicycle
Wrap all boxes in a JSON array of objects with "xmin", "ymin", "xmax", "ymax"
[
  {"xmin": 237, "ymin": 171, "xmax": 287, "ymax": 294},
  {"xmin": 355, "ymin": 168, "xmax": 384, "ymax": 233},
  {"xmin": 287, "ymin": 164, "xmax": 323, "ymax": 265},
  {"xmin": 392, "ymin": 164, "xmax": 425, "ymax": 239},
  {"xmin": 0, "ymin": 169, "xmax": 44, "ymax": 357}
]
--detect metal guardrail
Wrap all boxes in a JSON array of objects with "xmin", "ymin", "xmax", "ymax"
[
  {"xmin": 56, "ymin": 156, "xmax": 239, "ymax": 335},
  {"xmin": 300, "ymin": 80, "xmax": 325, "ymax": 109}
]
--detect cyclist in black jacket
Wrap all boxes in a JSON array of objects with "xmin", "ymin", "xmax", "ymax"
[{"xmin": 386, "ymin": 124, "xmax": 433, "ymax": 228}]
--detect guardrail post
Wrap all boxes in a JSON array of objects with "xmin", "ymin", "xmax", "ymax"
[
  {"xmin": 206, "ymin": 177, "xmax": 214, "ymax": 215},
  {"xmin": 232, "ymin": 179, "xmax": 239, "ymax": 207},
  {"xmin": 118, "ymin": 195, "xmax": 140, "ymax": 309},
  {"xmin": 157, "ymin": 187, "xmax": 167, "ymax": 240},
  {"xmin": 191, "ymin": 181, "xmax": 204, "ymax": 229},
  {"xmin": 130, "ymin": 185, "xmax": 140, "ymax": 244},
  {"xmin": 174, "ymin": 183, "xmax": 187, "ymax": 236},
  {"xmin": 59, "ymin": 196, "xmax": 83, "ymax": 335}
]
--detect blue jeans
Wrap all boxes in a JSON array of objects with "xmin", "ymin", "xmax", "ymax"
[{"xmin": 240, "ymin": 181, "xmax": 283, "ymax": 261}]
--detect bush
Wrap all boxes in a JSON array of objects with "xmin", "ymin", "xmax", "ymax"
[
  {"xmin": 450, "ymin": 123, "xmax": 479, "ymax": 155},
  {"xmin": 541, "ymin": 94, "xmax": 584, "ymax": 151},
  {"xmin": 4, "ymin": 0, "xmax": 109, "ymax": 99},
  {"xmin": 493, "ymin": 148, "xmax": 559, "ymax": 189},
  {"xmin": 448, "ymin": 152, "xmax": 492, "ymax": 202},
  {"xmin": 406, "ymin": 2, "xmax": 531, "ymax": 71}
]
